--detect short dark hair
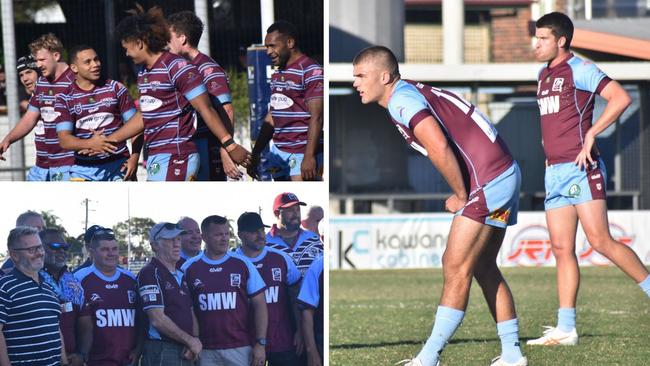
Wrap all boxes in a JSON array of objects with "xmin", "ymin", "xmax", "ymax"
[
  {"xmin": 353, "ymin": 45, "xmax": 401, "ymax": 81},
  {"xmin": 167, "ymin": 11, "xmax": 203, "ymax": 48},
  {"xmin": 266, "ymin": 20, "xmax": 299, "ymax": 48},
  {"xmin": 536, "ymin": 12, "xmax": 574, "ymax": 50},
  {"xmin": 68, "ymin": 44, "xmax": 95, "ymax": 64},
  {"xmin": 201, "ymin": 215, "xmax": 228, "ymax": 233},
  {"xmin": 115, "ymin": 5, "xmax": 170, "ymax": 54}
]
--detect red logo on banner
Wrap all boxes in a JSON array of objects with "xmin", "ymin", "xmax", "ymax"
[{"xmin": 507, "ymin": 225, "xmax": 552, "ymax": 265}]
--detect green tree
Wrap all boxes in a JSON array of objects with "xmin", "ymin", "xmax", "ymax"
[{"xmin": 112, "ymin": 217, "xmax": 156, "ymax": 259}]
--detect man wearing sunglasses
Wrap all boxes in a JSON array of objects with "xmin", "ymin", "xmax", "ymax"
[
  {"xmin": 0, "ymin": 226, "xmax": 67, "ymax": 365},
  {"xmin": 138, "ymin": 222, "xmax": 201, "ymax": 365},
  {"xmin": 40, "ymin": 228, "xmax": 93, "ymax": 366}
]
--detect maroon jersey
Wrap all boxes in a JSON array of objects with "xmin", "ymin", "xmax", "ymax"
[
  {"xmin": 27, "ymin": 67, "xmax": 76, "ymax": 167},
  {"xmin": 191, "ymin": 52, "xmax": 232, "ymax": 139},
  {"xmin": 137, "ymin": 52, "xmax": 206, "ymax": 155},
  {"xmin": 181, "ymin": 252, "xmax": 266, "ymax": 349},
  {"xmin": 269, "ymin": 55, "xmax": 324, "ymax": 153},
  {"xmin": 54, "ymin": 79, "xmax": 136, "ymax": 165},
  {"xmin": 537, "ymin": 54, "xmax": 611, "ymax": 164},
  {"xmin": 74, "ymin": 266, "xmax": 138, "ymax": 366},
  {"xmin": 137, "ymin": 257, "xmax": 193, "ymax": 344},
  {"xmin": 236, "ymin": 246, "xmax": 301, "ymax": 352},
  {"xmin": 387, "ymin": 79, "xmax": 513, "ymax": 192}
]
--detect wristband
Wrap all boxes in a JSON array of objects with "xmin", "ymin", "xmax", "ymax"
[{"xmin": 222, "ymin": 138, "xmax": 235, "ymax": 149}]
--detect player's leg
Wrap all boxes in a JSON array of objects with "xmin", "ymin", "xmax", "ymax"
[
  {"xmin": 413, "ymin": 216, "xmax": 493, "ymax": 366},
  {"xmin": 575, "ymin": 200, "xmax": 650, "ymax": 295}
]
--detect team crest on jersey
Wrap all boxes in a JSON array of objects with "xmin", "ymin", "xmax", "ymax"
[
  {"xmin": 151, "ymin": 81, "xmax": 160, "ymax": 91},
  {"xmin": 552, "ymin": 78, "xmax": 564, "ymax": 92},
  {"xmin": 127, "ymin": 290, "xmax": 136, "ymax": 304},
  {"xmin": 165, "ymin": 281, "xmax": 174, "ymax": 290},
  {"xmin": 148, "ymin": 163, "xmax": 161, "ymax": 176},
  {"xmin": 272, "ymin": 268, "xmax": 282, "ymax": 282},
  {"xmin": 48, "ymin": 89, "xmax": 53, "ymax": 96},
  {"xmin": 568, "ymin": 184, "xmax": 581, "ymax": 198},
  {"xmin": 230, "ymin": 273, "xmax": 241, "ymax": 287},
  {"xmin": 74, "ymin": 103, "xmax": 83, "ymax": 114}
]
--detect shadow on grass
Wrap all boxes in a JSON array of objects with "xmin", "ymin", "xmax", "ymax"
[{"xmin": 331, "ymin": 333, "xmax": 609, "ymax": 350}]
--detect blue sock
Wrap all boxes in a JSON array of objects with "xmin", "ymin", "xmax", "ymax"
[
  {"xmin": 639, "ymin": 274, "xmax": 650, "ymax": 298},
  {"xmin": 416, "ymin": 306, "xmax": 465, "ymax": 365},
  {"xmin": 496, "ymin": 318, "xmax": 523, "ymax": 363},
  {"xmin": 557, "ymin": 307, "xmax": 576, "ymax": 333}
]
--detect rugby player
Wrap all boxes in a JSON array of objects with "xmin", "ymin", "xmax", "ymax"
[
  {"xmin": 236, "ymin": 212, "xmax": 303, "ymax": 366},
  {"xmin": 0, "ymin": 33, "xmax": 75, "ymax": 181},
  {"xmin": 109, "ymin": 6, "xmax": 250, "ymax": 181},
  {"xmin": 17, "ymin": 55, "xmax": 40, "ymax": 112},
  {"xmin": 167, "ymin": 11, "xmax": 242, "ymax": 181},
  {"xmin": 55, "ymin": 45, "xmax": 141, "ymax": 181},
  {"xmin": 353, "ymin": 46, "xmax": 526, "ymax": 366},
  {"xmin": 74, "ymin": 228, "xmax": 142, "ymax": 365},
  {"xmin": 297, "ymin": 255, "xmax": 324, "ymax": 366},
  {"xmin": 181, "ymin": 215, "xmax": 268, "ymax": 366},
  {"xmin": 248, "ymin": 21, "xmax": 324, "ymax": 181},
  {"xmin": 527, "ymin": 12, "xmax": 650, "ymax": 346}
]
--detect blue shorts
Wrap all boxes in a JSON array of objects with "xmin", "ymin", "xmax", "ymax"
[
  {"xmin": 265, "ymin": 142, "xmax": 323, "ymax": 180},
  {"xmin": 195, "ymin": 137, "xmax": 226, "ymax": 181},
  {"xmin": 69, "ymin": 157, "xmax": 128, "ymax": 182},
  {"xmin": 27, "ymin": 165, "xmax": 71, "ymax": 181},
  {"xmin": 544, "ymin": 158, "xmax": 607, "ymax": 210},
  {"xmin": 146, "ymin": 152, "xmax": 199, "ymax": 181},
  {"xmin": 457, "ymin": 161, "xmax": 521, "ymax": 228}
]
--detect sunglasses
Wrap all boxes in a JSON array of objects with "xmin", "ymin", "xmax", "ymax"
[
  {"xmin": 11, "ymin": 244, "xmax": 44, "ymax": 255},
  {"xmin": 90, "ymin": 228, "xmax": 115, "ymax": 243},
  {"xmin": 152, "ymin": 223, "xmax": 181, "ymax": 241},
  {"xmin": 47, "ymin": 242, "xmax": 71, "ymax": 251}
]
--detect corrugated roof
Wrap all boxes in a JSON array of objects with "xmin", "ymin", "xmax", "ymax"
[{"xmin": 574, "ymin": 18, "xmax": 650, "ymax": 42}]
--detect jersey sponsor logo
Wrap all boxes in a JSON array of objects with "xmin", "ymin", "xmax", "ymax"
[
  {"xmin": 95, "ymin": 308, "xmax": 136, "ymax": 327},
  {"xmin": 139, "ymin": 285, "xmax": 160, "ymax": 297},
  {"xmin": 269, "ymin": 93, "xmax": 294, "ymax": 110},
  {"xmin": 40, "ymin": 106, "xmax": 61, "ymax": 122},
  {"xmin": 76, "ymin": 112, "xmax": 115, "ymax": 131},
  {"xmin": 255, "ymin": 263, "xmax": 263, "ymax": 269},
  {"xmin": 127, "ymin": 290, "xmax": 136, "ymax": 304},
  {"xmin": 105, "ymin": 283, "xmax": 119, "ymax": 289},
  {"xmin": 264, "ymin": 285, "xmax": 279, "ymax": 303},
  {"xmin": 488, "ymin": 209, "xmax": 511, "ymax": 224},
  {"xmin": 139, "ymin": 96, "xmax": 163, "ymax": 112},
  {"xmin": 209, "ymin": 267, "xmax": 223, "ymax": 273},
  {"xmin": 541, "ymin": 90, "xmax": 549, "ymax": 96},
  {"xmin": 34, "ymin": 120, "xmax": 46, "ymax": 135},
  {"xmin": 198, "ymin": 292, "xmax": 237, "ymax": 310},
  {"xmin": 193, "ymin": 278, "xmax": 204, "ymax": 288},
  {"xmin": 272, "ymin": 268, "xmax": 282, "ymax": 282},
  {"xmin": 101, "ymin": 97, "xmax": 114, "ymax": 107},
  {"xmin": 552, "ymin": 78, "xmax": 564, "ymax": 92},
  {"xmin": 538, "ymin": 95, "xmax": 560, "ymax": 115},
  {"xmin": 90, "ymin": 293, "xmax": 103, "ymax": 303},
  {"xmin": 230, "ymin": 273, "xmax": 241, "ymax": 287}
]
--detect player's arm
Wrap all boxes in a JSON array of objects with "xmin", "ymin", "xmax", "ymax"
[
  {"xmin": 302, "ymin": 308, "xmax": 321, "ymax": 366},
  {"xmin": 73, "ymin": 314, "xmax": 93, "ymax": 365},
  {"xmin": 288, "ymin": 282, "xmax": 304, "ymax": 354},
  {"xmin": 413, "ymin": 116, "xmax": 467, "ymax": 212},
  {"xmin": 189, "ymin": 93, "xmax": 251, "ymax": 166},
  {"xmin": 122, "ymin": 134, "xmax": 144, "ymax": 181},
  {"xmin": 105, "ymin": 111, "xmax": 145, "ymax": 144},
  {"xmin": 247, "ymin": 113, "xmax": 275, "ymax": 180},
  {"xmin": 301, "ymin": 98, "xmax": 323, "ymax": 181},
  {"xmin": 250, "ymin": 291, "xmax": 268, "ymax": 366},
  {"xmin": 0, "ymin": 109, "xmax": 40, "ymax": 161},
  {"xmin": 575, "ymin": 80, "xmax": 632, "ymax": 169},
  {"xmin": 0, "ymin": 324, "xmax": 10, "ymax": 366},
  {"xmin": 223, "ymin": 103, "xmax": 234, "ymax": 124},
  {"xmin": 57, "ymin": 130, "xmax": 117, "ymax": 153},
  {"xmin": 145, "ymin": 308, "xmax": 202, "ymax": 356}
]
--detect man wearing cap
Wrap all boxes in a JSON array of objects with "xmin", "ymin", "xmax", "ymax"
[
  {"xmin": 298, "ymin": 255, "xmax": 324, "ymax": 366},
  {"xmin": 74, "ymin": 228, "xmax": 142, "ymax": 365},
  {"xmin": 2, "ymin": 210, "xmax": 47, "ymax": 274},
  {"xmin": 17, "ymin": 54, "xmax": 40, "ymax": 112},
  {"xmin": 138, "ymin": 222, "xmax": 201, "ymax": 365},
  {"xmin": 181, "ymin": 215, "xmax": 268, "ymax": 366},
  {"xmin": 74, "ymin": 225, "xmax": 113, "ymax": 273},
  {"xmin": 176, "ymin": 216, "xmax": 203, "ymax": 269},
  {"xmin": 40, "ymin": 228, "xmax": 93, "ymax": 366},
  {"xmin": 268, "ymin": 192, "xmax": 324, "ymax": 276},
  {"xmin": 236, "ymin": 212, "xmax": 303, "ymax": 366}
]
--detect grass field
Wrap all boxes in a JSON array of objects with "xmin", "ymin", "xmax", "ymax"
[{"xmin": 330, "ymin": 267, "xmax": 650, "ymax": 365}]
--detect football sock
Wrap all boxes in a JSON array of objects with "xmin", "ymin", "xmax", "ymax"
[
  {"xmin": 416, "ymin": 306, "xmax": 464, "ymax": 366},
  {"xmin": 639, "ymin": 274, "xmax": 650, "ymax": 298},
  {"xmin": 557, "ymin": 307, "xmax": 576, "ymax": 333},
  {"xmin": 496, "ymin": 318, "xmax": 523, "ymax": 364}
]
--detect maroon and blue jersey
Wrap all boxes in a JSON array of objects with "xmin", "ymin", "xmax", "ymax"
[
  {"xmin": 269, "ymin": 55, "xmax": 324, "ymax": 153},
  {"xmin": 267, "ymin": 227, "xmax": 324, "ymax": 277},
  {"xmin": 191, "ymin": 52, "xmax": 232, "ymax": 139},
  {"xmin": 137, "ymin": 257, "xmax": 193, "ymax": 344},
  {"xmin": 75, "ymin": 265, "xmax": 138, "ymax": 366},
  {"xmin": 54, "ymin": 79, "xmax": 136, "ymax": 165},
  {"xmin": 28, "ymin": 67, "xmax": 76, "ymax": 167},
  {"xmin": 236, "ymin": 246, "xmax": 301, "ymax": 353},
  {"xmin": 387, "ymin": 79, "xmax": 513, "ymax": 193},
  {"xmin": 137, "ymin": 52, "xmax": 206, "ymax": 155},
  {"xmin": 537, "ymin": 54, "xmax": 611, "ymax": 164},
  {"xmin": 297, "ymin": 255, "xmax": 323, "ymax": 336},
  {"xmin": 181, "ymin": 252, "xmax": 266, "ymax": 350}
]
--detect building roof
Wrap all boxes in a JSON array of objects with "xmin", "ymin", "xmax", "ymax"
[
  {"xmin": 573, "ymin": 18, "xmax": 650, "ymax": 60},
  {"xmin": 405, "ymin": 0, "xmax": 532, "ymax": 5}
]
